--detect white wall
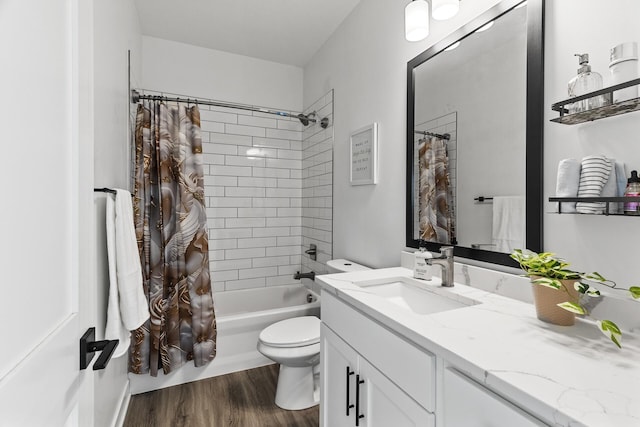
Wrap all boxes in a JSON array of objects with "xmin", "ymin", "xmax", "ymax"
[
  {"xmin": 304, "ymin": 0, "xmax": 502, "ymax": 268},
  {"xmin": 141, "ymin": 36, "xmax": 303, "ymax": 112},
  {"xmin": 305, "ymin": 0, "xmax": 640, "ymax": 290},
  {"xmin": 93, "ymin": 0, "xmax": 142, "ymax": 425}
]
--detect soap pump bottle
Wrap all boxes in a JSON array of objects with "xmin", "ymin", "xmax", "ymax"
[
  {"xmin": 414, "ymin": 245, "xmax": 433, "ymax": 280},
  {"xmin": 567, "ymin": 53, "xmax": 607, "ymax": 113},
  {"xmin": 623, "ymin": 170, "xmax": 640, "ymax": 215}
]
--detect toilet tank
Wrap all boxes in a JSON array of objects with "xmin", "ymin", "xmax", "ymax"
[{"xmin": 326, "ymin": 259, "xmax": 371, "ymax": 274}]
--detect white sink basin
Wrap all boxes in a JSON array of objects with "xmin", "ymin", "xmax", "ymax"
[{"xmin": 353, "ymin": 277, "xmax": 478, "ymax": 315}]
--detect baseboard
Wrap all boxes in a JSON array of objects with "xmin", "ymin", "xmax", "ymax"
[{"xmin": 112, "ymin": 380, "xmax": 131, "ymax": 427}]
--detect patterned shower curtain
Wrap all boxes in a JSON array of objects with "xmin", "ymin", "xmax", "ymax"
[
  {"xmin": 418, "ymin": 136, "xmax": 455, "ymax": 244},
  {"xmin": 130, "ymin": 102, "xmax": 217, "ymax": 376}
]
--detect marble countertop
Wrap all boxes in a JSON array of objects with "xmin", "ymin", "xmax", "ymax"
[{"xmin": 317, "ymin": 266, "xmax": 640, "ymax": 427}]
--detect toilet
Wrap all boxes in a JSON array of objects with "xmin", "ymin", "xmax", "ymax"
[{"xmin": 257, "ymin": 259, "xmax": 370, "ymax": 410}]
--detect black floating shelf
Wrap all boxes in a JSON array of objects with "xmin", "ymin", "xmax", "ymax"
[
  {"xmin": 551, "ymin": 78, "xmax": 640, "ymax": 125},
  {"xmin": 549, "ymin": 196, "xmax": 640, "ymax": 216}
]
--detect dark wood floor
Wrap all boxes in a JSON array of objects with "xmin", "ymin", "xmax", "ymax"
[{"xmin": 124, "ymin": 364, "xmax": 319, "ymax": 427}]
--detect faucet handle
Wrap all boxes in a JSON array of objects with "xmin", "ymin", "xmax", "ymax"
[{"xmin": 440, "ymin": 246, "xmax": 454, "ymax": 257}]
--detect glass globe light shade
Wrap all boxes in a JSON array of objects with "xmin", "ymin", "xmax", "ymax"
[
  {"xmin": 405, "ymin": 0, "xmax": 429, "ymax": 42},
  {"xmin": 432, "ymin": 0, "xmax": 459, "ymax": 21}
]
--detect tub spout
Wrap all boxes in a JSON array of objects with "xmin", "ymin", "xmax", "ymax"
[{"xmin": 294, "ymin": 271, "xmax": 316, "ymax": 281}]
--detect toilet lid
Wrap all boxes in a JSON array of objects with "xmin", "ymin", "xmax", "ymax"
[{"xmin": 259, "ymin": 316, "xmax": 320, "ymax": 348}]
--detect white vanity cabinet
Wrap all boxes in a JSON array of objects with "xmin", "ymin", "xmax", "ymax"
[
  {"xmin": 321, "ymin": 292, "xmax": 435, "ymax": 427},
  {"xmin": 321, "ymin": 325, "xmax": 433, "ymax": 427},
  {"xmin": 321, "ymin": 325, "xmax": 358, "ymax": 427},
  {"xmin": 442, "ymin": 367, "xmax": 547, "ymax": 427}
]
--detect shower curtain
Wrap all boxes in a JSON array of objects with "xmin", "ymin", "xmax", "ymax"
[
  {"xmin": 418, "ymin": 136, "xmax": 455, "ymax": 244},
  {"xmin": 130, "ymin": 102, "xmax": 217, "ymax": 376}
]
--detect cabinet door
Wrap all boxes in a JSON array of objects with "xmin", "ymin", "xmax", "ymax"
[
  {"xmin": 443, "ymin": 368, "xmax": 547, "ymax": 427},
  {"xmin": 359, "ymin": 356, "xmax": 435, "ymax": 427},
  {"xmin": 321, "ymin": 325, "xmax": 359, "ymax": 427}
]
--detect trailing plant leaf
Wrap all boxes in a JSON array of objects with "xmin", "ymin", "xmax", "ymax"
[
  {"xmin": 630, "ymin": 286, "xmax": 640, "ymax": 299},
  {"xmin": 585, "ymin": 271, "xmax": 607, "ymax": 282},
  {"xmin": 511, "ymin": 249, "xmax": 623, "ymax": 348},
  {"xmin": 583, "ymin": 272, "xmax": 617, "ymax": 288},
  {"xmin": 532, "ymin": 277, "xmax": 561, "ymax": 290},
  {"xmin": 557, "ymin": 301, "xmax": 585, "ymax": 314},
  {"xmin": 598, "ymin": 320, "xmax": 622, "ymax": 349},
  {"xmin": 574, "ymin": 282, "xmax": 601, "ymax": 296}
]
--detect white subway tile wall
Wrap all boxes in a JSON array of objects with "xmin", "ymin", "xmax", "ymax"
[
  {"xmin": 302, "ymin": 91, "xmax": 334, "ymax": 279},
  {"xmin": 141, "ymin": 90, "xmax": 333, "ymax": 293},
  {"xmin": 200, "ymin": 103, "xmax": 304, "ymax": 292}
]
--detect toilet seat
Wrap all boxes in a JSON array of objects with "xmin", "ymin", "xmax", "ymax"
[{"xmin": 259, "ymin": 316, "xmax": 320, "ymax": 348}]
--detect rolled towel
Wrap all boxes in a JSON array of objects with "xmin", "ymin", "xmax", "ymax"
[
  {"xmin": 576, "ymin": 155, "xmax": 612, "ymax": 214},
  {"xmin": 601, "ymin": 160, "xmax": 618, "ymax": 213},
  {"xmin": 555, "ymin": 158, "xmax": 581, "ymax": 213}
]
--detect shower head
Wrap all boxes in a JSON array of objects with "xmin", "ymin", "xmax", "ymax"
[
  {"xmin": 295, "ymin": 111, "xmax": 329, "ymax": 129},
  {"xmin": 297, "ymin": 113, "xmax": 310, "ymax": 126}
]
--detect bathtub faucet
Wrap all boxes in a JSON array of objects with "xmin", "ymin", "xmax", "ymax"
[{"xmin": 294, "ymin": 271, "xmax": 316, "ymax": 281}]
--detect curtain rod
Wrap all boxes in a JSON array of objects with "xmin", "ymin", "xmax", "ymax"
[
  {"xmin": 414, "ymin": 130, "xmax": 450, "ymax": 140},
  {"xmin": 131, "ymin": 90, "xmax": 329, "ymax": 128}
]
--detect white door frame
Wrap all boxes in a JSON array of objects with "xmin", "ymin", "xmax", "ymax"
[{"xmin": 0, "ymin": 0, "xmax": 97, "ymax": 425}]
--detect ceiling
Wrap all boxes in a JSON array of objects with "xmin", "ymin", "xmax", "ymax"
[{"xmin": 133, "ymin": 0, "xmax": 362, "ymax": 67}]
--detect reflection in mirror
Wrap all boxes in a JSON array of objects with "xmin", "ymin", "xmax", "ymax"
[
  {"xmin": 414, "ymin": 3, "xmax": 527, "ymax": 251},
  {"xmin": 406, "ymin": 0, "xmax": 544, "ymax": 267}
]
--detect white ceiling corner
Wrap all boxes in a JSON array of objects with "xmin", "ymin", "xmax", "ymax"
[{"xmin": 133, "ymin": 0, "xmax": 362, "ymax": 67}]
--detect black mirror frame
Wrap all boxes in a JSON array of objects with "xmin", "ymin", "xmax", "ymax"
[{"xmin": 406, "ymin": 0, "xmax": 544, "ymax": 267}]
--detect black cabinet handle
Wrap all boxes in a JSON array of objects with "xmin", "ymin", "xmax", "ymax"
[
  {"xmin": 355, "ymin": 374, "xmax": 365, "ymax": 426},
  {"xmin": 346, "ymin": 366, "xmax": 355, "ymax": 416}
]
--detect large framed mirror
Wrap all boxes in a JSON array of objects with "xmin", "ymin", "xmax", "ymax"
[{"xmin": 406, "ymin": 0, "xmax": 544, "ymax": 267}]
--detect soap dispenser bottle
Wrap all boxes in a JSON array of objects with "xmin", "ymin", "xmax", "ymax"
[
  {"xmin": 624, "ymin": 170, "xmax": 640, "ymax": 215},
  {"xmin": 414, "ymin": 246, "xmax": 433, "ymax": 280},
  {"xmin": 568, "ymin": 53, "xmax": 607, "ymax": 113}
]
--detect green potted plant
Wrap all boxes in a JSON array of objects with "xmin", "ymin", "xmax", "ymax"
[{"xmin": 510, "ymin": 249, "xmax": 626, "ymax": 348}]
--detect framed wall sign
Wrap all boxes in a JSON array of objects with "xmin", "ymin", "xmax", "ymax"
[{"xmin": 350, "ymin": 123, "xmax": 378, "ymax": 185}]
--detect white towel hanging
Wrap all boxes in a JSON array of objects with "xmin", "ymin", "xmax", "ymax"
[
  {"xmin": 491, "ymin": 196, "xmax": 525, "ymax": 253},
  {"xmin": 105, "ymin": 189, "xmax": 150, "ymax": 358}
]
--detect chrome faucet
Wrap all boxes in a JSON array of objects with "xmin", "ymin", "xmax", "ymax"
[{"xmin": 426, "ymin": 246, "xmax": 455, "ymax": 287}]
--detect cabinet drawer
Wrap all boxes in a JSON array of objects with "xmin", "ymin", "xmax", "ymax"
[
  {"xmin": 322, "ymin": 292, "xmax": 435, "ymax": 412},
  {"xmin": 443, "ymin": 367, "xmax": 547, "ymax": 426}
]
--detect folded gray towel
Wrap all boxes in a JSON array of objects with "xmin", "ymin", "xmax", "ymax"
[
  {"xmin": 576, "ymin": 155, "xmax": 612, "ymax": 214},
  {"xmin": 615, "ymin": 162, "xmax": 627, "ymax": 197},
  {"xmin": 555, "ymin": 158, "xmax": 581, "ymax": 213}
]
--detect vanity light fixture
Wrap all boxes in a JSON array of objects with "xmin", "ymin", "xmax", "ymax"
[
  {"xmin": 475, "ymin": 21, "xmax": 494, "ymax": 32},
  {"xmin": 432, "ymin": 0, "xmax": 459, "ymax": 21},
  {"xmin": 444, "ymin": 41, "xmax": 461, "ymax": 51},
  {"xmin": 405, "ymin": 0, "xmax": 429, "ymax": 42}
]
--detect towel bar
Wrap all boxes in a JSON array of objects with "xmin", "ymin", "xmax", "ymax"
[{"xmin": 474, "ymin": 196, "xmax": 493, "ymax": 202}]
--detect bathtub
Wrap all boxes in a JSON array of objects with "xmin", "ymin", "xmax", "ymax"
[{"xmin": 129, "ymin": 284, "xmax": 320, "ymax": 394}]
